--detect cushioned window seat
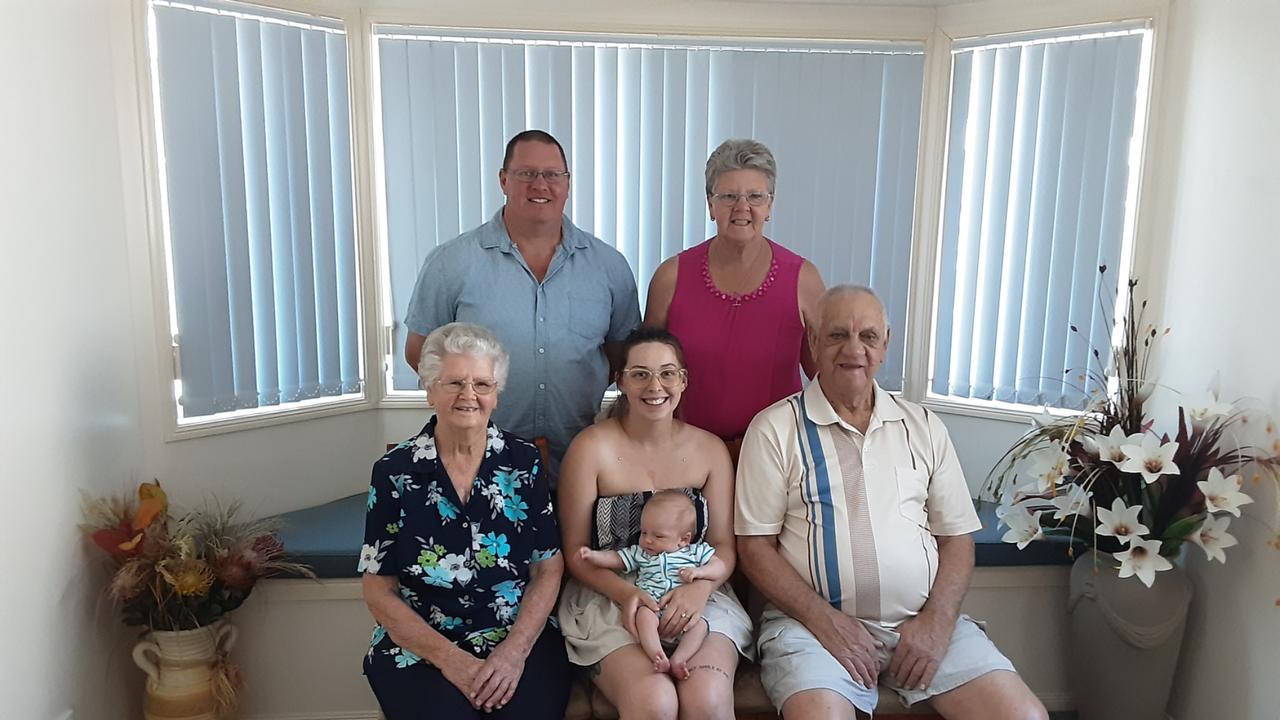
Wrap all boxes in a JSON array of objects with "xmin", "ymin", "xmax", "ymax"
[{"xmin": 274, "ymin": 494, "xmax": 1078, "ymax": 579}]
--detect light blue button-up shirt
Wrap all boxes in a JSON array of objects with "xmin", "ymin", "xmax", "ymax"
[{"xmin": 405, "ymin": 209, "xmax": 641, "ymax": 480}]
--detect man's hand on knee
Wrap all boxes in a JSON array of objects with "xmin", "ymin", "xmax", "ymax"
[
  {"xmin": 813, "ymin": 610, "xmax": 884, "ymax": 690},
  {"xmin": 888, "ymin": 610, "xmax": 953, "ymax": 691}
]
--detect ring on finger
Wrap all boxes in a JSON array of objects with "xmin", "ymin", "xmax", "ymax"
[{"xmin": 680, "ymin": 611, "xmax": 689, "ymax": 618}]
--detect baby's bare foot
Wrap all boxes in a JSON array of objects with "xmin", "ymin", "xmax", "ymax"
[
  {"xmin": 652, "ymin": 653, "xmax": 671, "ymax": 674},
  {"xmin": 669, "ymin": 658, "xmax": 691, "ymax": 680}
]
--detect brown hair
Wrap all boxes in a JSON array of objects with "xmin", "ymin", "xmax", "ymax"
[
  {"xmin": 502, "ymin": 130, "xmax": 568, "ymax": 171},
  {"xmin": 610, "ymin": 327, "xmax": 687, "ymax": 418}
]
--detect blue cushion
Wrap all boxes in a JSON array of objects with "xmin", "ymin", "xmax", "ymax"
[
  {"xmin": 275, "ymin": 496, "xmax": 1077, "ymax": 579},
  {"xmin": 277, "ymin": 493, "xmax": 368, "ymax": 578}
]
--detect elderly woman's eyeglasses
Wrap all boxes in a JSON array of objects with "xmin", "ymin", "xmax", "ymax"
[
  {"xmin": 508, "ymin": 169, "xmax": 571, "ymax": 184},
  {"xmin": 620, "ymin": 366, "xmax": 686, "ymax": 387},
  {"xmin": 433, "ymin": 378, "xmax": 498, "ymax": 395},
  {"xmin": 709, "ymin": 191, "xmax": 772, "ymax": 207}
]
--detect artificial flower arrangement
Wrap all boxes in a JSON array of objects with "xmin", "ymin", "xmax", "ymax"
[
  {"xmin": 81, "ymin": 481, "xmax": 313, "ymax": 630},
  {"xmin": 984, "ymin": 271, "xmax": 1280, "ymax": 587}
]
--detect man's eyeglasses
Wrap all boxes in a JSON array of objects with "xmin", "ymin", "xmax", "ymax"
[
  {"xmin": 433, "ymin": 378, "xmax": 498, "ymax": 395},
  {"xmin": 507, "ymin": 169, "xmax": 571, "ymax": 184},
  {"xmin": 709, "ymin": 191, "xmax": 773, "ymax": 207},
  {"xmin": 620, "ymin": 366, "xmax": 686, "ymax": 387}
]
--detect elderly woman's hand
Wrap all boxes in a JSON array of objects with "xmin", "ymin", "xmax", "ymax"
[
  {"xmin": 437, "ymin": 648, "xmax": 486, "ymax": 705},
  {"xmin": 471, "ymin": 638, "xmax": 529, "ymax": 711},
  {"xmin": 657, "ymin": 580, "xmax": 713, "ymax": 638}
]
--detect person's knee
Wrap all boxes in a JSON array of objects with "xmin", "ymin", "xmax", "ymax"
[
  {"xmin": 1013, "ymin": 696, "xmax": 1050, "ymax": 720},
  {"xmin": 614, "ymin": 675, "xmax": 678, "ymax": 720},
  {"xmin": 781, "ymin": 688, "xmax": 857, "ymax": 720},
  {"xmin": 676, "ymin": 673, "xmax": 734, "ymax": 720}
]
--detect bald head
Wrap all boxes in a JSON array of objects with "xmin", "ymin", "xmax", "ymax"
[{"xmin": 815, "ymin": 285, "xmax": 889, "ymax": 330}]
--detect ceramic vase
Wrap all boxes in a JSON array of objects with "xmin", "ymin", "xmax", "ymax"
[
  {"xmin": 132, "ymin": 621, "xmax": 238, "ymax": 720},
  {"xmin": 1067, "ymin": 550, "xmax": 1191, "ymax": 720}
]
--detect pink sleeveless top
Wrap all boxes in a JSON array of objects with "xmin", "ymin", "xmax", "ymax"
[{"xmin": 667, "ymin": 239, "xmax": 805, "ymax": 440}]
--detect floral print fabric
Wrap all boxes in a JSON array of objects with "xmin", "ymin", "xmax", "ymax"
[{"xmin": 359, "ymin": 417, "xmax": 560, "ymax": 673}]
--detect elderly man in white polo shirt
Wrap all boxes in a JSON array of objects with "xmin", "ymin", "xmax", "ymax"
[{"xmin": 735, "ymin": 285, "xmax": 1047, "ymax": 720}]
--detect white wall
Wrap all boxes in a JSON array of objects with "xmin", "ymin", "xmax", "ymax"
[
  {"xmin": 0, "ymin": 1, "xmax": 148, "ymax": 717},
  {"xmin": 1149, "ymin": 1, "xmax": 1280, "ymax": 718}
]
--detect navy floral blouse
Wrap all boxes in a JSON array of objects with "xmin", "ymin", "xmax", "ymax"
[{"xmin": 359, "ymin": 417, "xmax": 560, "ymax": 673}]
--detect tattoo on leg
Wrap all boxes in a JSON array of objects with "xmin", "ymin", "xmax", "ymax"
[
  {"xmin": 683, "ymin": 664, "xmax": 731, "ymax": 682},
  {"xmin": 588, "ymin": 662, "xmax": 602, "ymax": 679}
]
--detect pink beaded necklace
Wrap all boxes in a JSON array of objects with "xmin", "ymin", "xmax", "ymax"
[{"xmin": 701, "ymin": 243, "xmax": 780, "ymax": 308}]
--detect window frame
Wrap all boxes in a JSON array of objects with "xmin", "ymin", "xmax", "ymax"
[
  {"xmin": 133, "ymin": 0, "xmax": 382, "ymax": 440},
  {"xmin": 128, "ymin": 0, "xmax": 1170, "ymax": 437}
]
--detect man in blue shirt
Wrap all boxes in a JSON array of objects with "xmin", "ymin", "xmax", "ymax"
[{"xmin": 404, "ymin": 130, "xmax": 641, "ymax": 483}]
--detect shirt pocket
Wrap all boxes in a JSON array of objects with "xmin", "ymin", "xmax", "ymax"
[
  {"xmin": 568, "ymin": 286, "xmax": 612, "ymax": 341},
  {"xmin": 894, "ymin": 467, "xmax": 930, "ymax": 529}
]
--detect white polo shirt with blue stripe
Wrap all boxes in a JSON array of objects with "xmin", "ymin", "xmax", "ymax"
[{"xmin": 735, "ymin": 379, "xmax": 981, "ymax": 627}]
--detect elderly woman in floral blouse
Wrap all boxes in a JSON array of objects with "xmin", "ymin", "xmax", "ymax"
[{"xmin": 359, "ymin": 322, "xmax": 569, "ymax": 720}]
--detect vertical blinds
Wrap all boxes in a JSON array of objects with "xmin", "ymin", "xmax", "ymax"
[
  {"xmin": 152, "ymin": 0, "xmax": 361, "ymax": 419},
  {"xmin": 932, "ymin": 28, "xmax": 1146, "ymax": 409},
  {"xmin": 376, "ymin": 29, "xmax": 925, "ymax": 393}
]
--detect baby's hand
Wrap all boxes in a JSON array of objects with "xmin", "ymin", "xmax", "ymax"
[
  {"xmin": 578, "ymin": 547, "xmax": 593, "ymax": 562},
  {"xmin": 678, "ymin": 567, "xmax": 696, "ymax": 583}
]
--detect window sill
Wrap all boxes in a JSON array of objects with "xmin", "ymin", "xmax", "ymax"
[
  {"xmin": 168, "ymin": 393, "xmax": 373, "ymax": 442},
  {"xmin": 918, "ymin": 393, "xmax": 1083, "ymax": 425}
]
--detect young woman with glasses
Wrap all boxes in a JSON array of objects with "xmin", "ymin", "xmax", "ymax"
[{"xmin": 557, "ymin": 327, "xmax": 753, "ymax": 720}]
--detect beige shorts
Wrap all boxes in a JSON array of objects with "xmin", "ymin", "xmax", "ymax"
[{"xmin": 756, "ymin": 609, "xmax": 1016, "ymax": 714}]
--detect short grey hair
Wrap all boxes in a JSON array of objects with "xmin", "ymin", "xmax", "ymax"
[
  {"xmin": 417, "ymin": 322, "xmax": 510, "ymax": 392},
  {"xmin": 705, "ymin": 138, "xmax": 777, "ymax": 195},
  {"xmin": 816, "ymin": 284, "xmax": 889, "ymax": 329}
]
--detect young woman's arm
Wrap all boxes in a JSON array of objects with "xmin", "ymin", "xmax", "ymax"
[{"xmin": 558, "ymin": 426, "xmax": 659, "ymax": 637}]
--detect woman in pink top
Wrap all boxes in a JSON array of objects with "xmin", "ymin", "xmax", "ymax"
[{"xmin": 645, "ymin": 139, "xmax": 825, "ymax": 449}]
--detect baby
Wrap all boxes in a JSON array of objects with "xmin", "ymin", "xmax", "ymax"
[{"xmin": 578, "ymin": 490, "xmax": 729, "ymax": 678}]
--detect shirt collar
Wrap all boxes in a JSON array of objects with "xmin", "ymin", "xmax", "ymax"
[
  {"xmin": 801, "ymin": 377, "xmax": 905, "ymax": 435},
  {"xmin": 477, "ymin": 208, "xmax": 587, "ymax": 252}
]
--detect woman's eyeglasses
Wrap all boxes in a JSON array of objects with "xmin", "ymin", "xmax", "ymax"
[
  {"xmin": 433, "ymin": 379, "xmax": 498, "ymax": 395},
  {"xmin": 620, "ymin": 366, "xmax": 686, "ymax": 387},
  {"xmin": 709, "ymin": 191, "xmax": 773, "ymax": 207}
]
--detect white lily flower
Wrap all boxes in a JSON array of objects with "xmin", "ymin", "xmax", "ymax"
[
  {"xmin": 1018, "ymin": 440, "xmax": 1071, "ymax": 494},
  {"xmin": 1197, "ymin": 467, "xmax": 1254, "ymax": 517},
  {"xmin": 1133, "ymin": 378, "xmax": 1157, "ymax": 403},
  {"xmin": 1050, "ymin": 484, "xmax": 1093, "ymax": 520},
  {"xmin": 1086, "ymin": 426, "xmax": 1145, "ymax": 467},
  {"xmin": 1001, "ymin": 507, "xmax": 1045, "ymax": 549},
  {"xmin": 996, "ymin": 491, "xmax": 1042, "ymax": 525},
  {"xmin": 1115, "ymin": 538, "xmax": 1173, "ymax": 588},
  {"xmin": 1188, "ymin": 515, "xmax": 1238, "ymax": 563},
  {"xmin": 1185, "ymin": 392, "xmax": 1235, "ymax": 432},
  {"xmin": 1095, "ymin": 498, "xmax": 1150, "ymax": 544},
  {"xmin": 1118, "ymin": 435, "xmax": 1180, "ymax": 485}
]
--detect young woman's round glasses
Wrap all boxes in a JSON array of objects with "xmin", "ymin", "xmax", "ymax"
[
  {"xmin": 620, "ymin": 366, "xmax": 686, "ymax": 387},
  {"xmin": 433, "ymin": 379, "xmax": 498, "ymax": 395}
]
